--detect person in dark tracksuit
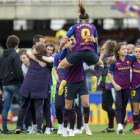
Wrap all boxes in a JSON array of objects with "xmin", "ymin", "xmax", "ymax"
[{"xmin": 14, "ymin": 44, "xmax": 50, "ymax": 134}]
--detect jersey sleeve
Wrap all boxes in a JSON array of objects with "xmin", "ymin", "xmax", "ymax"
[
  {"xmin": 60, "ymin": 48, "xmax": 68, "ymax": 60},
  {"xmin": 53, "ymin": 54, "xmax": 59, "ymax": 67},
  {"xmin": 93, "ymin": 25, "xmax": 98, "ymax": 38},
  {"xmin": 108, "ymin": 62, "xmax": 115, "ymax": 72},
  {"xmin": 66, "ymin": 25, "xmax": 76, "ymax": 38}
]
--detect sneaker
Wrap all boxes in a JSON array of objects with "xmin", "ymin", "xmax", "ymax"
[
  {"xmin": 129, "ymin": 126, "xmax": 135, "ymax": 132},
  {"xmin": 51, "ymin": 127, "xmax": 56, "ymax": 133},
  {"xmin": 20, "ymin": 128, "xmax": 28, "ymax": 134},
  {"xmin": 101, "ymin": 128, "xmax": 115, "ymax": 133},
  {"xmin": 69, "ymin": 129, "xmax": 75, "ymax": 136},
  {"xmin": 67, "ymin": 127, "xmax": 69, "ymax": 132},
  {"xmin": 7, "ymin": 117, "xmax": 10, "ymax": 121},
  {"xmin": 62, "ymin": 127, "xmax": 68, "ymax": 137},
  {"xmin": 81, "ymin": 126, "xmax": 85, "ymax": 132},
  {"xmin": 28, "ymin": 125, "xmax": 37, "ymax": 134},
  {"xmin": 44, "ymin": 127, "xmax": 51, "ymax": 135},
  {"xmin": 74, "ymin": 129, "xmax": 82, "ymax": 134},
  {"xmin": 117, "ymin": 124, "xmax": 124, "ymax": 135},
  {"xmin": 84, "ymin": 125, "xmax": 92, "ymax": 136},
  {"xmin": 58, "ymin": 80, "xmax": 66, "ymax": 96},
  {"xmin": 57, "ymin": 124, "xmax": 63, "ymax": 135},
  {"xmin": 135, "ymin": 129, "xmax": 139, "ymax": 135},
  {"xmin": 27, "ymin": 126, "xmax": 32, "ymax": 132},
  {"xmin": 92, "ymin": 76, "xmax": 97, "ymax": 93},
  {"xmin": 123, "ymin": 120, "xmax": 129, "ymax": 129},
  {"xmin": 2, "ymin": 129, "xmax": 13, "ymax": 134},
  {"xmin": 13, "ymin": 126, "xmax": 21, "ymax": 134},
  {"xmin": 36, "ymin": 129, "xmax": 42, "ymax": 135}
]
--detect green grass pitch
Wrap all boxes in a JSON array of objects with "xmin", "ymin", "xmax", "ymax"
[{"xmin": 0, "ymin": 124, "xmax": 138, "ymax": 140}]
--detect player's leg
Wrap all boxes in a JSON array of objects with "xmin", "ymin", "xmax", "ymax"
[
  {"xmin": 57, "ymin": 58, "xmax": 72, "ymax": 95},
  {"xmin": 115, "ymin": 90, "xmax": 124, "ymax": 135},
  {"xmin": 84, "ymin": 51, "xmax": 104, "ymax": 93},
  {"xmin": 63, "ymin": 99, "xmax": 73, "ymax": 137},
  {"xmin": 130, "ymin": 88, "xmax": 140, "ymax": 135},
  {"xmin": 55, "ymin": 88, "xmax": 65, "ymax": 135},
  {"xmin": 69, "ymin": 105, "xmax": 76, "ymax": 136},
  {"xmin": 121, "ymin": 89, "xmax": 130, "ymax": 126},
  {"xmin": 74, "ymin": 98, "xmax": 83, "ymax": 134},
  {"xmin": 63, "ymin": 83, "xmax": 77, "ymax": 137},
  {"xmin": 78, "ymin": 80, "xmax": 92, "ymax": 136},
  {"xmin": 132, "ymin": 102, "xmax": 139, "ymax": 135}
]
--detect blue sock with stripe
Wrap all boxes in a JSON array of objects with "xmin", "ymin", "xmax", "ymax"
[{"xmin": 57, "ymin": 68, "xmax": 65, "ymax": 83}]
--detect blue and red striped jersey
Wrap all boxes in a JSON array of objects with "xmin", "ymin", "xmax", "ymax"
[
  {"xmin": 131, "ymin": 60, "xmax": 140, "ymax": 89},
  {"xmin": 108, "ymin": 55, "xmax": 135, "ymax": 89},
  {"xmin": 66, "ymin": 22, "xmax": 98, "ymax": 52}
]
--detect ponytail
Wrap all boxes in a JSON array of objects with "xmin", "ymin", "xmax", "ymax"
[{"xmin": 78, "ymin": 0, "xmax": 89, "ymax": 21}]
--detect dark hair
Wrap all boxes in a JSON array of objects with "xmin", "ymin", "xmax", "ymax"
[
  {"xmin": 34, "ymin": 44, "xmax": 46, "ymax": 57},
  {"xmin": 6, "ymin": 35, "xmax": 20, "ymax": 48},
  {"xmin": 33, "ymin": 35, "xmax": 45, "ymax": 45},
  {"xmin": 105, "ymin": 40, "xmax": 117, "ymax": 55},
  {"xmin": 18, "ymin": 48, "xmax": 27, "ymax": 56},
  {"xmin": 45, "ymin": 42, "xmax": 55, "ymax": 53},
  {"xmin": 78, "ymin": 0, "xmax": 89, "ymax": 21},
  {"xmin": 114, "ymin": 42, "xmax": 126, "ymax": 60}
]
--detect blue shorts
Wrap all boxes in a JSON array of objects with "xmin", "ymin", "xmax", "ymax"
[
  {"xmin": 66, "ymin": 50, "xmax": 99, "ymax": 66},
  {"xmin": 130, "ymin": 86, "xmax": 140, "ymax": 102},
  {"xmin": 64, "ymin": 80, "xmax": 89, "ymax": 100}
]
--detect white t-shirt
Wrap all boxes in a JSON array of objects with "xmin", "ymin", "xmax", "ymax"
[{"xmin": 21, "ymin": 63, "xmax": 28, "ymax": 77}]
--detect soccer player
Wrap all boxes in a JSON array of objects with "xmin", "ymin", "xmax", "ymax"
[
  {"xmin": 130, "ymin": 46, "xmax": 140, "ymax": 135},
  {"xmin": 57, "ymin": 0, "xmax": 103, "ymax": 96},
  {"xmin": 59, "ymin": 37, "xmax": 92, "ymax": 137},
  {"xmin": 126, "ymin": 44, "xmax": 136, "ymax": 132},
  {"xmin": 99, "ymin": 40, "xmax": 116, "ymax": 133},
  {"xmin": 108, "ymin": 43, "xmax": 135, "ymax": 135},
  {"xmin": 53, "ymin": 40, "xmax": 76, "ymax": 136}
]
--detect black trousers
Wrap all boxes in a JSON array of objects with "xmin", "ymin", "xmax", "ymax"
[{"xmin": 102, "ymin": 89, "xmax": 115, "ymax": 128}]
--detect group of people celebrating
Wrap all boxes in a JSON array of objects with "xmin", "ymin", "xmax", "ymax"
[{"xmin": 0, "ymin": 0, "xmax": 139, "ymax": 137}]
